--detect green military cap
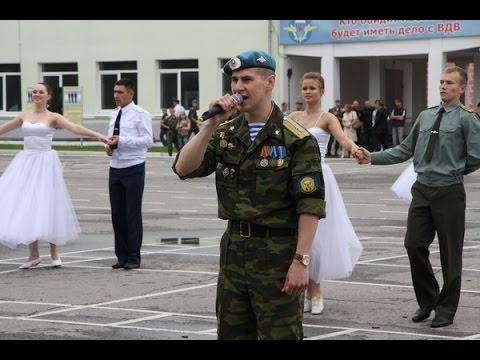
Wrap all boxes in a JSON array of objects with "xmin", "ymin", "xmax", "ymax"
[{"xmin": 223, "ymin": 49, "xmax": 276, "ymax": 76}]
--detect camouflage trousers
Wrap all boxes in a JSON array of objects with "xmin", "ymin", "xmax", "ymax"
[{"xmin": 216, "ymin": 227, "xmax": 304, "ymax": 340}]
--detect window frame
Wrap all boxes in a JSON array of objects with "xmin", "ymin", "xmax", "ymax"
[{"xmin": 0, "ymin": 66, "xmax": 22, "ymax": 113}]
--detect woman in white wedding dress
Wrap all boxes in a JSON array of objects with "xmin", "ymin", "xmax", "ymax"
[
  {"xmin": 289, "ymin": 72, "xmax": 364, "ymax": 314},
  {"xmin": 0, "ymin": 82, "xmax": 107, "ymax": 269}
]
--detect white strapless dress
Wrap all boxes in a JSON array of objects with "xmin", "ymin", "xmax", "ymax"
[
  {"xmin": 307, "ymin": 127, "xmax": 363, "ymax": 281},
  {"xmin": 0, "ymin": 122, "xmax": 80, "ymax": 248}
]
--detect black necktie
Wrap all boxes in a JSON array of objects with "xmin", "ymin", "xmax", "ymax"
[
  {"xmin": 424, "ymin": 107, "xmax": 445, "ymax": 163},
  {"xmin": 110, "ymin": 109, "xmax": 122, "ymax": 150}
]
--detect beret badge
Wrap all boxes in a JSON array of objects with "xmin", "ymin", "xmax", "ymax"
[{"xmin": 229, "ymin": 57, "xmax": 241, "ymax": 71}]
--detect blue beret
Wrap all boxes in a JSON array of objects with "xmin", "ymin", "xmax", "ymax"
[{"xmin": 223, "ymin": 50, "xmax": 276, "ymax": 76}]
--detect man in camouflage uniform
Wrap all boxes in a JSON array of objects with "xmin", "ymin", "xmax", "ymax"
[
  {"xmin": 173, "ymin": 50, "xmax": 325, "ymax": 340},
  {"xmin": 188, "ymin": 99, "xmax": 200, "ymax": 136},
  {"xmin": 165, "ymin": 106, "xmax": 178, "ymax": 156},
  {"xmin": 327, "ymin": 99, "xmax": 343, "ymax": 156}
]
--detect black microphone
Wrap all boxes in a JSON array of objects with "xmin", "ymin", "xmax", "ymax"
[{"xmin": 198, "ymin": 93, "xmax": 243, "ymax": 122}]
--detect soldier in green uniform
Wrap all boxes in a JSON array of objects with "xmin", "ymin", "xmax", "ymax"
[
  {"xmin": 358, "ymin": 66, "xmax": 480, "ymax": 328},
  {"xmin": 165, "ymin": 107, "xmax": 178, "ymax": 157},
  {"xmin": 188, "ymin": 99, "xmax": 200, "ymax": 136},
  {"xmin": 173, "ymin": 49, "xmax": 326, "ymax": 340},
  {"xmin": 327, "ymin": 99, "xmax": 343, "ymax": 157}
]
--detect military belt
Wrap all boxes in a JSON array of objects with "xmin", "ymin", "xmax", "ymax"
[{"xmin": 229, "ymin": 220, "xmax": 297, "ymax": 239}]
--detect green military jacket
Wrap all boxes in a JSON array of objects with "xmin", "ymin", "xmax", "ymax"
[
  {"xmin": 188, "ymin": 107, "xmax": 198, "ymax": 120},
  {"xmin": 371, "ymin": 102, "xmax": 480, "ymax": 187},
  {"xmin": 173, "ymin": 104, "xmax": 326, "ymax": 227},
  {"xmin": 165, "ymin": 115, "xmax": 178, "ymax": 132}
]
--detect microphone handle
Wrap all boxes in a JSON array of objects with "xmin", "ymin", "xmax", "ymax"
[
  {"xmin": 198, "ymin": 94, "xmax": 243, "ymax": 123},
  {"xmin": 198, "ymin": 105, "xmax": 222, "ymax": 123}
]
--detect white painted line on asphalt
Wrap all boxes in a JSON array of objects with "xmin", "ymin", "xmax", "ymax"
[
  {"xmin": 359, "ymin": 253, "xmax": 410, "ymax": 263},
  {"xmin": 74, "ymin": 206, "xmax": 111, "ymax": 210},
  {"xmin": 340, "ymin": 191, "xmax": 380, "ymax": 195},
  {"xmin": 198, "ymin": 328, "xmax": 217, "ymax": 334},
  {"xmin": 77, "ymin": 188, "xmax": 107, "ymax": 191},
  {"xmin": 325, "ymin": 279, "xmax": 480, "ymax": 294},
  {"xmin": 149, "ymin": 190, "xmax": 187, "ymax": 193},
  {"xmin": 180, "ymin": 217, "xmax": 225, "ymax": 221},
  {"xmin": 108, "ymin": 313, "xmax": 172, "ymax": 326},
  {"xmin": 361, "ymin": 262, "xmax": 480, "ymax": 274},
  {"xmin": 303, "ymin": 323, "xmax": 456, "ymax": 340},
  {"xmin": 80, "ymin": 214, "xmax": 111, "ymax": 217},
  {"xmin": 151, "ymin": 209, "xmax": 198, "ymax": 213},
  {"xmin": 345, "ymin": 203, "xmax": 386, "ymax": 206},
  {"xmin": 27, "ymin": 282, "xmax": 218, "ymax": 318},
  {"xmin": 172, "ymin": 196, "xmax": 217, "ymax": 200},
  {"xmin": 306, "ymin": 329, "xmax": 358, "ymax": 340}
]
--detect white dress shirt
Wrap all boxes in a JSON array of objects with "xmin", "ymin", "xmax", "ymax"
[{"xmin": 108, "ymin": 102, "xmax": 153, "ymax": 169}]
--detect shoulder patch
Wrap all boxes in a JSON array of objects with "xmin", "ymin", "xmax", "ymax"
[
  {"xmin": 132, "ymin": 105, "xmax": 144, "ymax": 113},
  {"xmin": 460, "ymin": 104, "xmax": 474, "ymax": 113},
  {"xmin": 283, "ymin": 116, "xmax": 310, "ymax": 139}
]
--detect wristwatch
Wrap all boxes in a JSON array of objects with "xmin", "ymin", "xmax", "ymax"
[{"xmin": 294, "ymin": 253, "xmax": 311, "ymax": 266}]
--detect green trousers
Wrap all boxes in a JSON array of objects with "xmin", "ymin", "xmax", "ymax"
[
  {"xmin": 405, "ymin": 181, "xmax": 465, "ymax": 321},
  {"xmin": 216, "ymin": 228, "xmax": 303, "ymax": 340}
]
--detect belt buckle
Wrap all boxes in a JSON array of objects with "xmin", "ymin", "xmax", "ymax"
[{"xmin": 240, "ymin": 222, "xmax": 251, "ymax": 238}]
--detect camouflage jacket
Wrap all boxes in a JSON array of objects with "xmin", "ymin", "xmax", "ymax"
[
  {"xmin": 173, "ymin": 104, "xmax": 326, "ymax": 228},
  {"xmin": 188, "ymin": 107, "xmax": 198, "ymax": 120}
]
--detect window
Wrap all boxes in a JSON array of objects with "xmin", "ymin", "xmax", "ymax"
[
  {"xmin": 0, "ymin": 64, "xmax": 21, "ymax": 112},
  {"xmin": 99, "ymin": 61, "xmax": 137, "ymax": 110},
  {"xmin": 41, "ymin": 63, "xmax": 79, "ymax": 115},
  {"xmin": 220, "ymin": 59, "xmax": 231, "ymax": 96},
  {"xmin": 158, "ymin": 59, "xmax": 198, "ymax": 110}
]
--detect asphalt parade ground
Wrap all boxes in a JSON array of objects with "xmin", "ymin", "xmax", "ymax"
[{"xmin": 0, "ymin": 149, "xmax": 479, "ymax": 340}]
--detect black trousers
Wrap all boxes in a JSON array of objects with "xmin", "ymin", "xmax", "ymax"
[
  {"xmin": 159, "ymin": 128, "xmax": 168, "ymax": 146},
  {"xmin": 405, "ymin": 181, "xmax": 466, "ymax": 321},
  {"xmin": 109, "ymin": 162, "xmax": 146, "ymax": 265}
]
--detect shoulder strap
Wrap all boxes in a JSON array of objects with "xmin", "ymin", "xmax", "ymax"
[
  {"xmin": 283, "ymin": 116, "xmax": 309, "ymax": 139},
  {"xmin": 314, "ymin": 111, "xmax": 327, "ymax": 127}
]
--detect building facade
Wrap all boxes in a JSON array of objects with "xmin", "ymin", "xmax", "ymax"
[
  {"xmin": 0, "ymin": 20, "xmax": 277, "ymax": 138},
  {"xmin": 278, "ymin": 20, "xmax": 480, "ymax": 133}
]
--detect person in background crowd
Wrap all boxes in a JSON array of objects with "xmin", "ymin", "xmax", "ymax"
[
  {"xmin": 372, "ymin": 99, "xmax": 389, "ymax": 151},
  {"xmin": 295, "ymin": 98, "xmax": 304, "ymax": 111},
  {"xmin": 159, "ymin": 107, "xmax": 169, "ymax": 146},
  {"xmin": 176, "ymin": 111, "xmax": 191, "ymax": 149},
  {"xmin": 188, "ymin": 99, "xmax": 200, "ymax": 136},
  {"xmin": 362, "ymin": 100, "xmax": 375, "ymax": 151},
  {"xmin": 327, "ymin": 99, "xmax": 343, "ymax": 157},
  {"xmin": 390, "ymin": 98, "xmax": 407, "ymax": 146},
  {"xmin": 173, "ymin": 98, "xmax": 186, "ymax": 117},
  {"xmin": 281, "ymin": 102, "xmax": 290, "ymax": 115}
]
